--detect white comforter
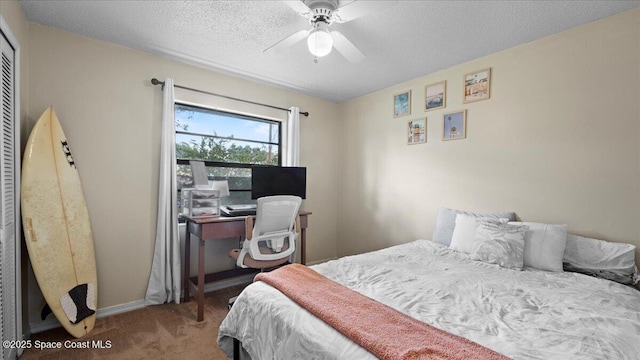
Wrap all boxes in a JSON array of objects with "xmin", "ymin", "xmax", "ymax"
[{"xmin": 218, "ymin": 240, "xmax": 640, "ymax": 359}]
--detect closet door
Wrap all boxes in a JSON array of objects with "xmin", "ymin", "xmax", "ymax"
[{"xmin": 0, "ymin": 29, "xmax": 19, "ymax": 360}]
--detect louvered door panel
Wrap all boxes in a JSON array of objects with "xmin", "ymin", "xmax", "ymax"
[
  {"xmin": 0, "ymin": 30, "xmax": 17, "ymax": 360},
  {"xmin": 2, "ymin": 51, "xmax": 14, "ymax": 228}
]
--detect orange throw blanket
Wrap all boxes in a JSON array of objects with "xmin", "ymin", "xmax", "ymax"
[{"xmin": 255, "ymin": 264, "xmax": 510, "ymax": 360}]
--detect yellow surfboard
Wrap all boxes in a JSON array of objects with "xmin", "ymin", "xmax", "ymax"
[{"xmin": 22, "ymin": 107, "xmax": 97, "ymax": 338}]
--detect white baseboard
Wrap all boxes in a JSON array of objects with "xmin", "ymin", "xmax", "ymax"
[
  {"xmin": 29, "ymin": 274, "xmax": 255, "ymax": 335},
  {"xmin": 29, "ymin": 299, "xmax": 146, "ymax": 334}
]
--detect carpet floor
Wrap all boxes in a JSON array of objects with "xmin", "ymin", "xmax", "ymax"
[{"xmin": 20, "ymin": 284, "xmax": 248, "ymax": 360}]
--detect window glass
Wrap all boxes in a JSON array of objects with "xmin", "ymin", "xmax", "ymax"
[{"xmin": 175, "ymin": 104, "xmax": 281, "ymax": 209}]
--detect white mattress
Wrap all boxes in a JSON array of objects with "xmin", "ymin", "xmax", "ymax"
[{"xmin": 218, "ymin": 240, "xmax": 640, "ymax": 359}]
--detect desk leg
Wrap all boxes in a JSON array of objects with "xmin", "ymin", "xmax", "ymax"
[
  {"xmin": 197, "ymin": 238, "xmax": 205, "ymax": 322},
  {"xmin": 183, "ymin": 224, "xmax": 191, "ymax": 303},
  {"xmin": 301, "ymin": 228, "xmax": 306, "ymax": 265}
]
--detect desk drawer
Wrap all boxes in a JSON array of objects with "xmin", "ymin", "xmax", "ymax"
[{"xmin": 188, "ymin": 220, "xmax": 246, "ymax": 240}]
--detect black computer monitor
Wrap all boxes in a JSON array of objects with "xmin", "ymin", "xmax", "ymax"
[{"xmin": 251, "ymin": 166, "xmax": 306, "ymax": 199}]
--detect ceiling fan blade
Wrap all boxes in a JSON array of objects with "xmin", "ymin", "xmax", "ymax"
[
  {"xmin": 284, "ymin": 1, "xmax": 311, "ymax": 16},
  {"xmin": 264, "ymin": 29, "xmax": 310, "ymax": 53},
  {"xmin": 331, "ymin": 31, "xmax": 364, "ymax": 63},
  {"xmin": 333, "ymin": 0, "xmax": 398, "ymax": 23}
]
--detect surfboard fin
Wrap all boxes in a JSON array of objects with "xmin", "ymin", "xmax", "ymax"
[
  {"xmin": 41, "ymin": 303, "xmax": 52, "ymax": 321},
  {"xmin": 60, "ymin": 283, "xmax": 96, "ymax": 324}
]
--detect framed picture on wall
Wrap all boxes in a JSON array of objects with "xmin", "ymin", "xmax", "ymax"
[
  {"xmin": 463, "ymin": 68, "xmax": 491, "ymax": 103},
  {"xmin": 393, "ymin": 90, "xmax": 411, "ymax": 118},
  {"xmin": 443, "ymin": 110, "xmax": 466, "ymax": 141},
  {"xmin": 407, "ymin": 118, "xmax": 426, "ymax": 145},
  {"xmin": 424, "ymin": 81, "xmax": 446, "ymax": 112}
]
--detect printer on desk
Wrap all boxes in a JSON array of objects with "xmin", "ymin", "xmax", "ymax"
[{"xmin": 220, "ymin": 204, "xmax": 257, "ymax": 217}]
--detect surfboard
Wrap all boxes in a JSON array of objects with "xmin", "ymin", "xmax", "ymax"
[{"xmin": 22, "ymin": 107, "xmax": 97, "ymax": 338}]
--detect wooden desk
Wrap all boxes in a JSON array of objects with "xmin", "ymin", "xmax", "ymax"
[{"xmin": 182, "ymin": 211, "xmax": 311, "ymax": 321}]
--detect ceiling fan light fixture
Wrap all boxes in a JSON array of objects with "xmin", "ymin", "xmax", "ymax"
[{"xmin": 307, "ymin": 22, "xmax": 333, "ymax": 57}]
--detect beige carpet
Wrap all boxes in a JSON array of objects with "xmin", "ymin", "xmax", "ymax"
[{"xmin": 21, "ymin": 284, "xmax": 247, "ymax": 360}]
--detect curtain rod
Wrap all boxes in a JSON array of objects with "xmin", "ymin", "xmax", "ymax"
[{"xmin": 150, "ymin": 78, "xmax": 309, "ymax": 117}]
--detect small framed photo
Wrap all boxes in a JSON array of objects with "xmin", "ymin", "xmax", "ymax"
[
  {"xmin": 407, "ymin": 118, "xmax": 426, "ymax": 145},
  {"xmin": 463, "ymin": 68, "xmax": 491, "ymax": 103},
  {"xmin": 443, "ymin": 110, "xmax": 466, "ymax": 141},
  {"xmin": 393, "ymin": 90, "xmax": 411, "ymax": 118},
  {"xmin": 424, "ymin": 81, "xmax": 446, "ymax": 112}
]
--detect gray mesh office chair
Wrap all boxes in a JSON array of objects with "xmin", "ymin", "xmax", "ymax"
[{"xmin": 229, "ymin": 195, "xmax": 302, "ymax": 269}]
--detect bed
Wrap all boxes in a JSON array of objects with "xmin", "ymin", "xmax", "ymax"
[{"xmin": 218, "ymin": 213, "xmax": 640, "ymax": 359}]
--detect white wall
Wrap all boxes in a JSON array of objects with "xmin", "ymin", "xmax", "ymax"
[
  {"xmin": 336, "ymin": 9, "xmax": 640, "ymax": 268},
  {"xmin": 26, "ymin": 23, "xmax": 339, "ymax": 328}
]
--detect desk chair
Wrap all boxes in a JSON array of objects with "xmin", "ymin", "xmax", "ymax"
[{"xmin": 228, "ymin": 195, "xmax": 302, "ymax": 270}]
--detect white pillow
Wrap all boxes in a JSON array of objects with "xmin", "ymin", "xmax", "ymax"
[
  {"xmin": 449, "ymin": 214, "xmax": 477, "ymax": 254},
  {"xmin": 470, "ymin": 221, "xmax": 529, "ymax": 270},
  {"xmin": 432, "ymin": 208, "xmax": 516, "ymax": 246},
  {"xmin": 564, "ymin": 234, "xmax": 639, "ymax": 285},
  {"xmin": 450, "ymin": 215, "xmax": 509, "ymax": 254},
  {"xmin": 510, "ymin": 222, "xmax": 567, "ymax": 272}
]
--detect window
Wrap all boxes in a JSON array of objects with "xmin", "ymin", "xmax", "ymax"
[{"xmin": 175, "ymin": 104, "xmax": 281, "ymax": 206}]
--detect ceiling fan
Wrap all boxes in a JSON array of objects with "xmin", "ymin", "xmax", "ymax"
[{"xmin": 265, "ymin": 0, "xmax": 396, "ymax": 63}]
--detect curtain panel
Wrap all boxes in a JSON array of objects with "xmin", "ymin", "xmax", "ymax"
[
  {"xmin": 145, "ymin": 78, "xmax": 181, "ymax": 305},
  {"xmin": 285, "ymin": 106, "xmax": 300, "ymax": 166}
]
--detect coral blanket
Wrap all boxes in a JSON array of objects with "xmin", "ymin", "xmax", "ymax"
[{"xmin": 255, "ymin": 264, "xmax": 510, "ymax": 360}]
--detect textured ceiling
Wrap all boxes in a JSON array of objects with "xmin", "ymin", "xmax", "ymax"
[{"xmin": 19, "ymin": 0, "xmax": 639, "ymax": 103}]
